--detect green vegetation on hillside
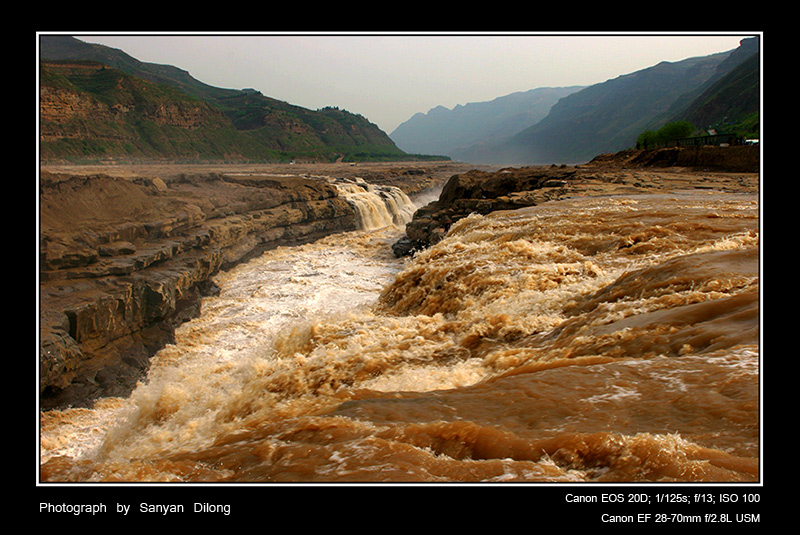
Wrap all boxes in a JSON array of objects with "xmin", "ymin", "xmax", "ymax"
[
  {"xmin": 721, "ymin": 112, "xmax": 759, "ymax": 140},
  {"xmin": 636, "ymin": 111, "xmax": 759, "ymax": 150},
  {"xmin": 39, "ymin": 37, "xmax": 445, "ymax": 163},
  {"xmin": 636, "ymin": 121, "xmax": 696, "ymax": 149}
]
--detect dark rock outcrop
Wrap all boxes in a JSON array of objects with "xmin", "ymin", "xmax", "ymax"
[
  {"xmin": 394, "ymin": 146, "xmax": 760, "ymax": 256},
  {"xmin": 396, "ymin": 166, "xmax": 579, "ymax": 255},
  {"xmin": 39, "ymin": 171, "xmax": 358, "ymax": 409}
]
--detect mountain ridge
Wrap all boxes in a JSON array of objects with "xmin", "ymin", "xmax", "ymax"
[
  {"xmin": 393, "ymin": 37, "xmax": 759, "ymax": 165},
  {"xmin": 39, "ymin": 35, "xmax": 760, "ymax": 166},
  {"xmin": 390, "ymin": 86, "xmax": 585, "ymax": 158},
  {"xmin": 39, "ymin": 36, "xmax": 426, "ymax": 163}
]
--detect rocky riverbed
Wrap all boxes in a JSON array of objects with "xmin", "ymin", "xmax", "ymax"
[
  {"xmin": 394, "ymin": 146, "xmax": 759, "ymax": 255},
  {"xmin": 38, "ymin": 161, "xmax": 477, "ymax": 409},
  {"xmin": 38, "ymin": 148, "xmax": 758, "ymax": 410}
]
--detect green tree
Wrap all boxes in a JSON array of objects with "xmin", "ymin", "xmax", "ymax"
[
  {"xmin": 657, "ymin": 121, "xmax": 695, "ymax": 143},
  {"xmin": 636, "ymin": 130, "xmax": 660, "ymax": 149},
  {"xmin": 637, "ymin": 121, "xmax": 695, "ymax": 149}
]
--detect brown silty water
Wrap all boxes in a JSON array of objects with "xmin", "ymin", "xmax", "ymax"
[{"xmin": 40, "ymin": 187, "xmax": 759, "ymax": 483}]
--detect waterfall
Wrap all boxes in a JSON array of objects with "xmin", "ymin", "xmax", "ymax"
[{"xmin": 334, "ymin": 177, "xmax": 417, "ymax": 230}]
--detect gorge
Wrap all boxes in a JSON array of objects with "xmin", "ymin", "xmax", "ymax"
[
  {"xmin": 39, "ymin": 147, "xmax": 758, "ymax": 412},
  {"xmin": 38, "ymin": 162, "xmax": 464, "ymax": 410},
  {"xmin": 39, "ymin": 153, "xmax": 760, "ymax": 484}
]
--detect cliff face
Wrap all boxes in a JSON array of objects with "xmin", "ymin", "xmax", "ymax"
[
  {"xmin": 40, "ymin": 62, "xmax": 231, "ymax": 149},
  {"xmin": 39, "ymin": 171, "xmax": 358, "ymax": 409},
  {"xmin": 39, "ymin": 55, "xmax": 410, "ymax": 163}
]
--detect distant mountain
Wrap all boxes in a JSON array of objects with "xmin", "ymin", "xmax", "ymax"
[
  {"xmin": 393, "ymin": 37, "xmax": 759, "ymax": 165},
  {"xmin": 668, "ymin": 43, "xmax": 760, "ymax": 134},
  {"xmin": 389, "ymin": 86, "xmax": 584, "ymax": 159},
  {"xmin": 490, "ymin": 37, "xmax": 759, "ymax": 165},
  {"xmin": 39, "ymin": 36, "xmax": 419, "ymax": 163}
]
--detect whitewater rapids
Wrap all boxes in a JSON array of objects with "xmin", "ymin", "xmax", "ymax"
[{"xmin": 40, "ymin": 184, "xmax": 760, "ymax": 483}]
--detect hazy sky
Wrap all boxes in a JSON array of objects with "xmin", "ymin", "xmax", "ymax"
[{"xmin": 74, "ymin": 32, "xmax": 754, "ymax": 134}]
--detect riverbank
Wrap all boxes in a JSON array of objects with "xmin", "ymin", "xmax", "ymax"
[
  {"xmin": 38, "ymin": 153, "xmax": 758, "ymax": 410},
  {"xmin": 38, "ymin": 161, "xmax": 482, "ymax": 409},
  {"xmin": 395, "ymin": 150, "xmax": 759, "ymax": 255},
  {"xmin": 41, "ymin": 186, "xmax": 760, "ymax": 483}
]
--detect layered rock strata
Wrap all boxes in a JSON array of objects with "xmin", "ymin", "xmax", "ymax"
[{"xmin": 39, "ymin": 171, "xmax": 358, "ymax": 409}]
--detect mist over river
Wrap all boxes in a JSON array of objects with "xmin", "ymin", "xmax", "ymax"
[{"xmin": 40, "ymin": 179, "xmax": 759, "ymax": 483}]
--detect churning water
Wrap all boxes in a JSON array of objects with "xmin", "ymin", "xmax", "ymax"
[{"xmin": 40, "ymin": 184, "xmax": 759, "ymax": 483}]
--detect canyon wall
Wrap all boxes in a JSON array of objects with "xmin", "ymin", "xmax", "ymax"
[{"xmin": 39, "ymin": 171, "xmax": 359, "ymax": 409}]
